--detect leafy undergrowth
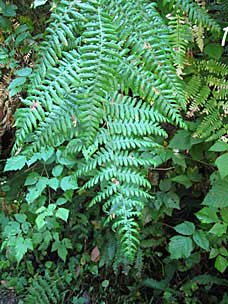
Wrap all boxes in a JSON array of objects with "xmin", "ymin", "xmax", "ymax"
[{"xmin": 1, "ymin": 1, "xmax": 228, "ymax": 304}]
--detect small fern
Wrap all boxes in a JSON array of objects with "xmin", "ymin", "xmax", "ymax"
[
  {"xmin": 185, "ymin": 59, "xmax": 228, "ymax": 141},
  {"xmin": 24, "ymin": 275, "xmax": 65, "ymax": 304}
]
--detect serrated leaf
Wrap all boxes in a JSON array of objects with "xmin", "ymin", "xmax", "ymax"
[
  {"xmin": 0, "ymin": 16, "xmax": 11, "ymax": 31},
  {"xmin": 215, "ymin": 255, "xmax": 228, "ymax": 273},
  {"xmin": 26, "ymin": 188, "xmax": 41, "ymax": 204},
  {"xmin": 35, "ymin": 214, "xmax": 46, "ymax": 230},
  {"xmin": 56, "ymin": 197, "xmax": 67, "ymax": 205},
  {"xmin": 172, "ymin": 175, "xmax": 192, "ymax": 188},
  {"xmin": 4, "ymin": 156, "xmax": 27, "ymax": 171},
  {"xmin": 60, "ymin": 175, "xmax": 78, "ymax": 191},
  {"xmin": 209, "ymin": 141, "xmax": 228, "ymax": 152},
  {"xmin": 15, "ymin": 214, "xmax": 27, "ymax": 223},
  {"xmin": 14, "ymin": 236, "xmax": 33, "ymax": 263},
  {"xmin": 219, "ymin": 247, "xmax": 228, "ymax": 257},
  {"xmin": 203, "ymin": 180, "xmax": 228, "ymax": 208},
  {"xmin": 48, "ymin": 178, "xmax": 59, "ymax": 190},
  {"xmin": 169, "ymin": 130, "xmax": 192, "ymax": 150},
  {"xmin": 57, "ymin": 244, "xmax": 67, "ymax": 262},
  {"xmin": 159, "ymin": 179, "xmax": 171, "ymax": 192},
  {"xmin": 2, "ymin": 3, "xmax": 17, "ymax": 17},
  {"xmin": 221, "ymin": 208, "xmax": 228, "ymax": 223},
  {"xmin": 174, "ymin": 221, "xmax": 195, "ymax": 236},
  {"xmin": 164, "ymin": 191, "xmax": 180, "ymax": 210},
  {"xmin": 205, "ymin": 43, "xmax": 223, "ymax": 60},
  {"xmin": 215, "ymin": 153, "xmax": 228, "ymax": 179},
  {"xmin": 52, "ymin": 165, "xmax": 64, "ymax": 177},
  {"xmin": 168, "ymin": 236, "xmax": 193, "ymax": 259},
  {"xmin": 56, "ymin": 208, "xmax": 69, "ymax": 222},
  {"xmin": 196, "ymin": 207, "xmax": 219, "ymax": 223},
  {"xmin": 193, "ymin": 230, "xmax": 209, "ymax": 250},
  {"xmin": 24, "ymin": 172, "xmax": 40, "ymax": 186},
  {"xmin": 209, "ymin": 223, "xmax": 227, "ymax": 236},
  {"xmin": 209, "ymin": 248, "xmax": 219, "ymax": 259},
  {"xmin": 51, "ymin": 241, "xmax": 68, "ymax": 262}
]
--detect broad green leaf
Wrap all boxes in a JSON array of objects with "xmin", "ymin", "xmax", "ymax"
[
  {"xmin": 2, "ymin": 3, "xmax": 17, "ymax": 17},
  {"xmin": 159, "ymin": 179, "xmax": 172, "ymax": 192},
  {"xmin": 51, "ymin": 241, "xmax": 68, "ymax": 262},
  {"xmin": 209, "ymin": 141, "xmax": 228, "ymax": 152},
  {"xmin": 215, "ymin": 255, "xmax": 228, "ymax": 273},
  {"xmin": 39, "ymin": 147, "xmax": 55, "ymax": 161},
  {"xmin": 36, "ymin": 177, "xmax": 49, "ymax": 192},
  {"xmin": 205, "ymin": 43, "xmax": 223, "ymax": 59},
  {"xmin": 26, "ymin": 188, "xmax": 41, "ymax": 204},
  {"xmin": 172, "ymin": 175, "xmax": 192, "ymax": 188},
  {"xmin": 48, "ymin": 178, "xmax": 59, "ymax": 190},
  {"xmin": 52, "ymin": 165, "xmax": 64, "ymax": 177},
  {"xmin": 63, "ymin": 238, "xmax": 72, "ymax": 249},
  {"xmin": 57, "ymin": 244, "xmax": 67, "ymax": 262},
  {"xmin": 196, "ymin": 207, "xmax": 219, "ymax": 223},
  {"xmin": 169, "ymin": 130, "xmax": 192, "ymax": 150},
  {"xmin": 24, "ymin": 172, "xmax": 40, "ymax": 186},
  {"xmin": 165, "ymin": 192, "xmax": 180, "ymax": 209},
  {"xmin": 15, "ymin": 214, "xmax": 27, "ymax": 223},
  {"xmin": 219, "ymin": 247, "xmax": 228, "ymax": 257},
  {"xmin": 193, "ymin": 230, "xmax": 209, "ymax": 250},
  {"xmin": 221, "ymin": 208, "xmax": 228, "ymax": 223},
  {"xmin": 203, "ymin": 180, "xmax": 228, "ymax": 208},
  {"xmin": 209, "ymin": 248, "xmax": 219, "ymax": 259},
  {"xmin": 0, "ymin": 16, "xmax": 11, "ymax": 31},
  {"xmin": 60, "ymin": 175, "xmax": 78, "ymax": 191},
  {"xmin": 56, "ymin": 208, "xmax": 69, "ymax": 222},
  {"xmin": 209, "ymin": 223, "xmax": 227, "ymax": 237},
  {"xmin": 33, "ymin": 0, "xmax": 48, "ymax": 8},
  {"xmin": 215, "ymin": 153, "xmax": 228, "ymax": 179},
  {"xmin": 168, "ymin": 236, "xmax": 193, "ymax": 259},
  {"xmin": 4, "ymin": 221, "xmax": 21, "ymax": 236},
  {"xmin": 15, "ymin": 237, "xmax": 33, "ymax": 263},
  {"xmin": 174, "ymin": 221, "xmax": 195, "ymax": 236},
  {"xmin": 4, "ymin": 155, "xmax": 27, "ymax": 171},
  {"xmin": 56, "ymin": 197, "xmax": 67, "ymax": 205},
  {"xmin": 35, "ymin": 214, "xmax": 46, "ymax": 230}
]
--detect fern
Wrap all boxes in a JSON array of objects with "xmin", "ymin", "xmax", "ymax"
[
  {"xmin": 168, "ymin": 13, "xmax": 192, "ymax": 71},
  {"xmin": 185, "ymin": 59, "xmax": 228, "ymax": 141},
  {"xmin": 11, "ymin": 0, "xmax": 219, "ymax": 260},
  {"xmin": 24, "ymin": 275, "xmax": 64, "ymax": 304}
]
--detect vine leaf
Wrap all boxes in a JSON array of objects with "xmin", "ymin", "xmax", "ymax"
[
  {"xmin": 4, "ymin": 155, "xmax": 27, "ymax": 171},
  {"xmin": 215, "ymin": 153, "xmax": 228, "ymax": 179},
  {"xmin": 168, "ymin": 236, "xmax": 193, "ymax": 259},
  {"xmin": 174, "ymin": 221, "xmax": 195, "ymax": 236}
]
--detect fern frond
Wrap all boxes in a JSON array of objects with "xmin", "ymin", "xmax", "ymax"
[
  {"xmin": 12, "ymin": 0, "xmax": 218, "ymax": 260},
  {"xmin": 174, "ymin": 0, "xmax": 220, "ymax": 33},
  {"xmin": 186, "ymin": 59, "xmax": 228, "ymax": 140},
  {"xmin": 168, "ymin": 14, "xmax": 192, "ymax": 69},
  {"xmin": 25, "ymin": 275, "xmax": 61, "ymax": 304}
]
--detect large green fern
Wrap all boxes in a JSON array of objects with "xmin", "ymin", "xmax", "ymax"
[{"xmin": 11, "ymin": 0, "xmax": 219, "ymax": 260}]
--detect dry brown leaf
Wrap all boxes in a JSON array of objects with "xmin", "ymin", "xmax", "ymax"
[{"xmin": 91, "ymin": 246, "xmax": 100, "ymax": 263}]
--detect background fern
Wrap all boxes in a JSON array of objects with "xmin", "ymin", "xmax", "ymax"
[{"xmin": 185, "ymin": 59, "xmax": 228, "ymax": 141}]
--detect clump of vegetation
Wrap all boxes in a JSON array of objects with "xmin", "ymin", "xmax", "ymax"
[{"xmin": 1, "ymin": 0, "xmax": 228, "ymax": 303}]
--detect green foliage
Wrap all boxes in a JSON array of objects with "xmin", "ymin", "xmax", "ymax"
[
  {"xmin": 2, "ymin": 0, "xmax": 228, "ymax": 303},
  {"xmin": 9, "ymin": 0, "xmax": 194, "ymax": 261}
]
